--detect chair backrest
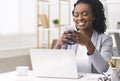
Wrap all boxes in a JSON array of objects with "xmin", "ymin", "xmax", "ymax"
[{"xmin": 51, "ymin": 39, "xmax": 58, "ymax": 49}]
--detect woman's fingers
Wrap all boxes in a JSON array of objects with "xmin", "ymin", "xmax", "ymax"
[{"xmin": 64, "ymin": 29, "xmax": 75, "ymax": 34}]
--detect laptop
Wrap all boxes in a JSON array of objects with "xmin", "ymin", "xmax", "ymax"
[{"xmin": 29, "ymin": 49, "xmax": 83, "ymax": 79}]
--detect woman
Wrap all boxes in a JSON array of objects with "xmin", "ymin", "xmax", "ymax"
[{"xmin": 54, "ymin": 0, "xmax": 113, "ymax": 74}]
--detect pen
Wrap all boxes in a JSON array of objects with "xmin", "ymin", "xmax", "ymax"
[
  {"xmin": 115, "ymin": 59, "xmax": 118, "ymax": 68},
  {"xmin": 108, "ymin": 60, "xmax": 115, "ymax": 68}
]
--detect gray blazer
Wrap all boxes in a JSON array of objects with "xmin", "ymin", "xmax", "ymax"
[{"xmin": 62, "ymin": 30, "xmax": 113, "ymax": 73}]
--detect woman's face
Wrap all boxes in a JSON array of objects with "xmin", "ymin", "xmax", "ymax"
[{"xmin": 73, "ymin": 3, "xmax": 94, "ymax": 30}]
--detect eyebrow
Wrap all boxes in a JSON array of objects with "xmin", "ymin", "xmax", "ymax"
[
  {"xmin": 74, "ymin": 11, "xmax": 89, "ymax": 14},
  {"xmin": 74, "ymin": 9, "xmax": 89, "ymax": 12}
]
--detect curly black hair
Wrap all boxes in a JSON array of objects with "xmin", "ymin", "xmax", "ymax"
[{"xmin": 72, "ymin": 0, "xmax": 106, "ymax": 34}]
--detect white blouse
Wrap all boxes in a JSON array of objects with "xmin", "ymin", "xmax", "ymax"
[{"xmin": 76, "ymin": 45, "xmax": 91, "ymax": 73}]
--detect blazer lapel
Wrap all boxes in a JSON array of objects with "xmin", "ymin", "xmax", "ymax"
[{"xmin": 91, "ymin": 30, "xmax": 98, "ymax": 47}]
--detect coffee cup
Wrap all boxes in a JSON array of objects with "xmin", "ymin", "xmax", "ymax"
[
  {"xmin": 111, "ymin": 67, "xmax": 120, "ymax": 81},
  {"xmin": 16, "ymin": 66, "xmax": 29, "ymax": 76}
]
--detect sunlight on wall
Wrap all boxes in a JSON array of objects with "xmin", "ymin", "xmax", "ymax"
[
  {"xmin": 0, "ymin": 0, "xmax": 37, "ymax": 49},
  {"xmin": 0, "ymin": 0, "xmax": 19, "ymax": 35},
  {"xmin": 0, "ymin": 0, "xmax": 37, "ymax": 35}
]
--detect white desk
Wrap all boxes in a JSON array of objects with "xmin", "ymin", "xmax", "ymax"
[{"xmin": 0, "ymin": 71, "xmax": 104, "ymax": 81}]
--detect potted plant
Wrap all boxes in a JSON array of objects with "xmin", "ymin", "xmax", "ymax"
[{"xmin": 52, "ymin": 19, "xmax": 59, "ymax": 28}]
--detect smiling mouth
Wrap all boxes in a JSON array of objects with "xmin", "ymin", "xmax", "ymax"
[{"xmin": 77, "ymin": 21, "xmax": 86, "ymax": 26}]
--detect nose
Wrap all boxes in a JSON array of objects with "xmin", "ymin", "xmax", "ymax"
[{"xmin": 77, "ymin": 14, "xmax": 83, "ymax": 20}]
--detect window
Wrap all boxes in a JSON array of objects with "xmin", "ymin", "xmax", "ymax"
[
  {"xmin": 0, "ymin": 0, "xmax": 19, "ymax": 35},
  {"xmin": 0, "ymin": 0, "xmax": 36, "ymax": 49}
]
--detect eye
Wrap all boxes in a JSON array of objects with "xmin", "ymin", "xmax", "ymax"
[
  {"xmin": 74, "ymin": 13, "xmax": 79, "ymax": 17},
  {"xmin": 82, "ymin": 12, "xmax": 88, "ymax": 16}
]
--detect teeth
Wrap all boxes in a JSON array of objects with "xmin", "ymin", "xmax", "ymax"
[{"xmin": 79, "ymin": 22, "xmax": 85, "ymax": 25}]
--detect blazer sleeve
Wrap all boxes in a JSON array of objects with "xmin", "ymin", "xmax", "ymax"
[{"xmin": 89, "ymin": 35, "xmax": 113, "ymax": 73}]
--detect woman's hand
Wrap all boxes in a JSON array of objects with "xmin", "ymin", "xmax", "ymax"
[
  {"xmin": 72, "ymin": 31, "xmax": 95, "ymax": 55},
  {"xmin": 54, "ymin": 29, "xmax": 75, "ymax": 49},
  {"xmin": 54, "ymin": 30, "xmax": 95, "ymax": 55},
  {"xmin": 72, "ymin": 31, "xmax": 90, "ymax": 46}
]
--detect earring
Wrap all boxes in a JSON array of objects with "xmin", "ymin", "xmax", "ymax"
[
  {"xmin": 75, "ymin": 25, "xmax": 79, "ymax": 31},
  {"xmin": 93, "ymin": 18, "xmax": 95, "ymax": 21}
]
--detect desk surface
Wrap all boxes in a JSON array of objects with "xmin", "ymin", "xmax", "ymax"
[{"xmin": 0, "ymin": 71, "xmax": 103, "ymax": 81}]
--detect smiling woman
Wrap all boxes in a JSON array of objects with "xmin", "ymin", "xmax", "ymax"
[{"xmin": 54, "ymin": 0, "xmax": 113, "ymax": 74}]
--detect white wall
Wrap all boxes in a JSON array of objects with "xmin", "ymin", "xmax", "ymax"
[
  {"xmin": 0, "ymin": 34, "xmax": 36, "ymax": 50},
  {"xmin": 0, "ymin": 0, "xmax": 37, "ymax": 50},
  {"xmin": 19, "ymin": 0, "xmax": 37, "ymax": 34},
  {"xmin": 106, "ymin": 0, "xmax": 120, "ymax": 29},
  {"xmin": 0, "ymin": 0, "xmax": 19, "ymax": 34}
]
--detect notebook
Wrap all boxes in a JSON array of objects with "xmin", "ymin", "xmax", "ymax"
[{"xmin": 29, "ymin": 49, "xmax": 83, "ymax": 79}]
